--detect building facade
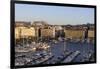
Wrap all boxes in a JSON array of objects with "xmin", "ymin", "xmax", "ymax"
[
  {"xmin": 15, "ymin": 26, "xmax": 35, "ymax": 39},
  {"xmin": 64, "ymin": 29, "xmax": 85, "ymax": 39}
]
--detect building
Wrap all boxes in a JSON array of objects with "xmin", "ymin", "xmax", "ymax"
[
  {"xmin": 40, "ymin": 28, "xmax": 54, "ymax": 38},
  {"xmin": 15, "ymin": 26, "xmax": 35, "ymax": 39},
  {"xmin": 88, "ymin": 30, "xmax": 94, "ymax": 43},
  {"xmin": 64, "ymin": 29, "xmax": 85, "ymax": 39}
]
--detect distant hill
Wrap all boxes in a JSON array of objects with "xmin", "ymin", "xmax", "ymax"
[
  {"xmin": 32, "ymin": 21, "xmax": 49, "ymax": 26},
  {"xmin": 15, "ymin": 21, "xmax": 31, "ymax": 27}
]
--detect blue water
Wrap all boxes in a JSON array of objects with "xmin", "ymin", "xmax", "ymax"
[{"xmin": 48, "ymin": 41, "xmax": 94, "ymax": 62}]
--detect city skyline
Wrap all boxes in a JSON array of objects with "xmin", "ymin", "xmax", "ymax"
[{"xmin": 15, "ymin": 4, "xmax": 94, "ymax": 25}]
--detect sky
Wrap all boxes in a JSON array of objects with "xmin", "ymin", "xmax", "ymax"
[{"xmin": 15, "ymin": 4, "xmax": 94, "ymax": 25}]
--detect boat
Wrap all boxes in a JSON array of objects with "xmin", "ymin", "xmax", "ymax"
[
  {"xmin": 62, "ymin": 51, "xmax": 80, "ymax": 63},
  {"xmin": 26, "ymin": 52, "xmax": 54, "ymax": 65},
  {"xmin": 81, "ymin": 52, "xmax": 93, "ymax": 62}
]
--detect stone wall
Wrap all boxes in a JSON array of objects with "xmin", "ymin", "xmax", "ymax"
[{"xmin": 64, "ymin": 29, "xmax": 85, "ymax": 39}]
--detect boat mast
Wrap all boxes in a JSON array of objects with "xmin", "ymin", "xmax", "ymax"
[{"xmin": 64, "ymin": 38, "xmax": 66, "ymax": 55}]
